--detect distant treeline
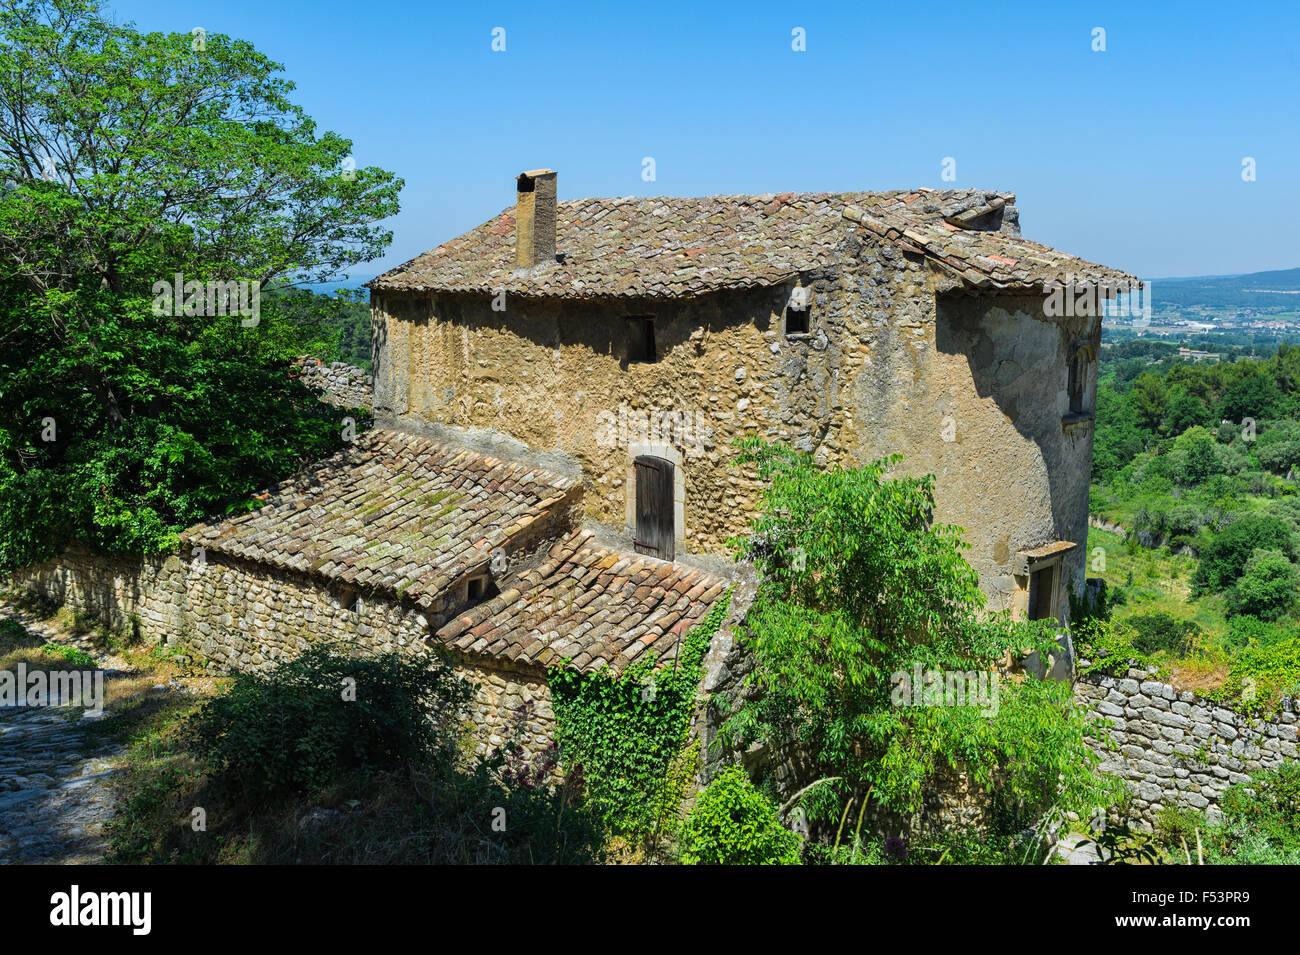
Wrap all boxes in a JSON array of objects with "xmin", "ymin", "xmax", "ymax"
[
  {"xmin": 268, "ymin": 287, "xmax": 373, "ymax": 371},
  {"xmin": 1091, "ymin": 341, "xmax": 1300, "ymax": 620}
]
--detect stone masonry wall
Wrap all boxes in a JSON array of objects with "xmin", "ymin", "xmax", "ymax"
[
  {"xmin": 1075, "ymin": 669, "xmax": 1300, "ymax": 830},
  {"xmin": 293, "ymin": 356, "xmax": 373, "ymax": 408},
  {"xmin": 372, "ymin": 233, "xmax": 1098, "ymax": 621},
  {"xmin": 4, "ymin": 546, "xmax": 553, "ymax": 759}
]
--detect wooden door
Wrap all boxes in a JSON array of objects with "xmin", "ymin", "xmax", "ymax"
[
  {"xmin": 1028, "ymin": 564, "xmax": 1058, "ymax": 621},
  {"xmin": 633, "ymin": 455, "xmax": 674, "ymax": 560}
]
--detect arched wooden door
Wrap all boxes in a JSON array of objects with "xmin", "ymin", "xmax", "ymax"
[{"xmin": 633, "ymin": 455, "xmax": 674, "ymax": 560}]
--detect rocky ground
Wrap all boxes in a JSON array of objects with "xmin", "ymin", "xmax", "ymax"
[{"xmin": 0, "ymin": 602, "xmax": 189, "ymax": 865}]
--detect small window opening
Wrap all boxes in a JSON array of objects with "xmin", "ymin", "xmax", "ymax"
[
  {"xmin": 333, "ymin": 583, "xmax": 361, "ymax": 614},
  {"xmin": 785, "ymin": 306, "xmax": 810, "ymax": 337},
  {"xmin": 626, "ymin": 316, "xmax": 656, "ymax": 363},
  {"xmin": 1067, "ymin": 348, "xmax": 1088, "ymax": 415},
  {"xmin": 461, "ymin": 572, "xmax": 497, "ymax": 609}
]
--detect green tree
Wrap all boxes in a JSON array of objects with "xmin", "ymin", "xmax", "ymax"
[
  {"xmin": 1092, "ymin": 385, "xmax": 1147, "ymax": 482},
  {"xmin": 1193, "ymin": 515, "xmax": 1297, "ymax": 596},
  {"xmin": 1129, "ymin": 371, "xmax": 1168, "ymax": 434},
  {"xmin": 1166, "ymin": 385, "xmax": 1208, "ymax": 436},
  {"xmin": 0, "ymin": 0, "xmax": 399, "ymax": 570},
  {"xmin": 1227, "ymin": 549, "xmax": 1300, "ymax": 622},
  {"xmin": 1218, "ymin": 370, "xmax": 1283, "ymax": 424},
  {"xmin": 722, "ymin": 439, "xmax": 1112, "ymax": 830}
]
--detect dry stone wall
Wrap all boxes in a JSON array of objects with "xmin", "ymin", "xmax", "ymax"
[
  {"xmin": 293, "ymin": 356, "xmax": 373, "ymax": 408},
  {"xmin": 1075, "ymin": 669, "xmax": 1299, "ymax": 829},
  {"xmin": 4, "ymin": 547, "xmax": 553, "ymax": 759}
]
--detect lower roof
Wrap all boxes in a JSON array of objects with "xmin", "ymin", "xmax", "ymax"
[
  {"xmin": 180, "ymin": 430, "xmax": 579, "ymax": 608},
  {"xmin": 436, "ymin": 529, "xmax": 728, "ymax": 674}
]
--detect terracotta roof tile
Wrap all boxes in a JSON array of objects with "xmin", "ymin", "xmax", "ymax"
[
  {"xmin": 369, "ymin": 189, "xmax": 1135, "ymax": 298},
  {"xmin": 433, "ymin": 529, "xmax": 727, "ymax": 675},
  {"xmin": 180, "ymin": 430, "xmax": 579, "ymax": 604}
]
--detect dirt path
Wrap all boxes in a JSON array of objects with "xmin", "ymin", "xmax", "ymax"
[{"xmin": 0, "ymin": 604, "xmax": 132, "ymax": 864}]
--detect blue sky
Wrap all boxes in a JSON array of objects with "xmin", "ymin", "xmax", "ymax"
[{"xmin": 116, "ymin": 0, "xmax": 1299, "ymax": 281}]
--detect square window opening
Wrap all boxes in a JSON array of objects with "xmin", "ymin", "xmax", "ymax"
[
  {"xmin": 626, "ymin": 316, "xmax": 657, "ymax": 363},
  {"xmin": 461, "ymin": 572, "xmax": 498, "ymax": 609},
  {"xmin": 332, "ymin": 583, "xmax": 361, "ymax": 614},
  {"xmin": 785, "ymin": 307, "xmax": 810, "ymax": 337}
]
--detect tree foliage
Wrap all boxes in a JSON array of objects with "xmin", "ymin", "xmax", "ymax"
[
  {"xmin": 0, "ymin": 0, "xmax": 397, "ymax": 569},
  {"xmin": 721, "ymin": 439, "xmax": 1113, "ymax": 829}
]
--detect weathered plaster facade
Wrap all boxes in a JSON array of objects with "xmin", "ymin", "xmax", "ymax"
[{"xmin": 372, "ymin": 241, "xmax": 1102, "ymax": 622}]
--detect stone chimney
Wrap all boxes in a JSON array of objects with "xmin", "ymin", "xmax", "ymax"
[{"xmin": 515, "ymin": 169, "xmax": 557, "ymax": 269}]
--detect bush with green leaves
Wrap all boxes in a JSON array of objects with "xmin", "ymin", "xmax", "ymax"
[
  {"xmin": 679, "ymin": 765, "xmax": 802, "ymax": 865},
  {"xmin": 1223, "ymin": 614, "xmax": 1284, "ymax": 650},
  {"xmin": 1208, "ymin": 636, "xmax": 1300, "ymax": 713},
  {"xmin": 1125, "ymin": 612, "xmax": 1200, "ymax": 656},
  {"xmin": 187, "ymin": 645, "xmax": 471, "ymax": 796},
  {"xmin": 1161, "ymin": 762, "xmax": 1300, "ymax": 865},
  {"xmin": 1191, "ymin": 515, "xmax": 1296, "ymax": 596},
  {"xmin": 1227, "ymin": 548, "xmax": 1300, "ymax": 621},
  {"xmin": 721, "ymin": 438, "xmax": 1115, "ymax": 834},
  {"xmin": 1219, "ymin": 760, "xmax": 1300, "ymax": 851}
]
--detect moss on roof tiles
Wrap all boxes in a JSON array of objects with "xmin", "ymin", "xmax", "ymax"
[{"xmin": 179, "ymin": 430, "xmax": 578, "ymax": 605}]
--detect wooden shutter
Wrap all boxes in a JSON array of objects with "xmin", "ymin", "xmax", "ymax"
[{"xmin": 633, "ymin": 455, "xmax": 674, "ymax": 560}]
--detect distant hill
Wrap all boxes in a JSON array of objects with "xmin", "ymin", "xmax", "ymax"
[{"xmin": 1148, "ymin": 267, "xmax": 1300, "ymax": 308}]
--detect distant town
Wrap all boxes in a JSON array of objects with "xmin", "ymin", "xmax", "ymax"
[{"xmin": 1102, "ymin": 266, "xmax": 1300, "ymax": 353}]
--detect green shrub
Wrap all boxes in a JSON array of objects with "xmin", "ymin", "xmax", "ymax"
[
  {"xmin": 1192, "ymin": 515, "xmax": 1296, "ymax": 595},
  {"xmin": 1211, "ymin": 637, "xmax": 1300, "ymax": 712},
  {"xmin": 187, "ymin": 645, "xmax": 472, "ymax": 795},
  {"xmin": 1075, "ymin": 618, "xmax": 1156, "ymax": 676},
  {"xmin": 0, "ymin": 617, "xmax": 38, "ymax": 653},
  {"xmin": 1226, "ymin": 548, "xmax": 1300, "ymax": 621},
  {"xmin": 1219, "ymin": 761, "xmax": 1300, "ymax": 852},
  {"xmin": 680, "ymin": 766, "xmax": 803, "ymax": 865},
  {"xmin": 722, "ymin": 440, "xmax": 1112, "ymax": 832},
  {"xmin": 38, "ymin": 642, "xmax": 96, "ymax": 667},
  {"xmin": 1126, "ymin": 612, "xmax": 1200, "ymax": 657},
  {"xmin": 1153, "ymin": 804, "xmax": 1203, "ymax": 848},
  {"xmin": 1224, "ymin": 615, "xmax": 1284, "ymax": 650}
]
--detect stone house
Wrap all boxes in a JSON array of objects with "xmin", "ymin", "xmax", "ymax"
[
  {"xmin": 7, "ymin": 168, "xmax": 1135, "ymax": 757},
  {"xmin": 369, "ymin": 169, "xmax": 1136, "ymax": 626}
]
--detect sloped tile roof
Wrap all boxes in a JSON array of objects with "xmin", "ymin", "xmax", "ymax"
[
  {"xmin": 180, "ymin": 431, "xmax": 580, "ymax": 608},
  {"xmin": 369, "ymin": 189, "xmax": 1135, "ymax": 299},
  {"xmin": 842, "ymin": 203, "xmax": 1135, "ymax": 291},
  {"xmin": 435, "ymin": 529, "xmax": 728, "ymax": 674}
]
